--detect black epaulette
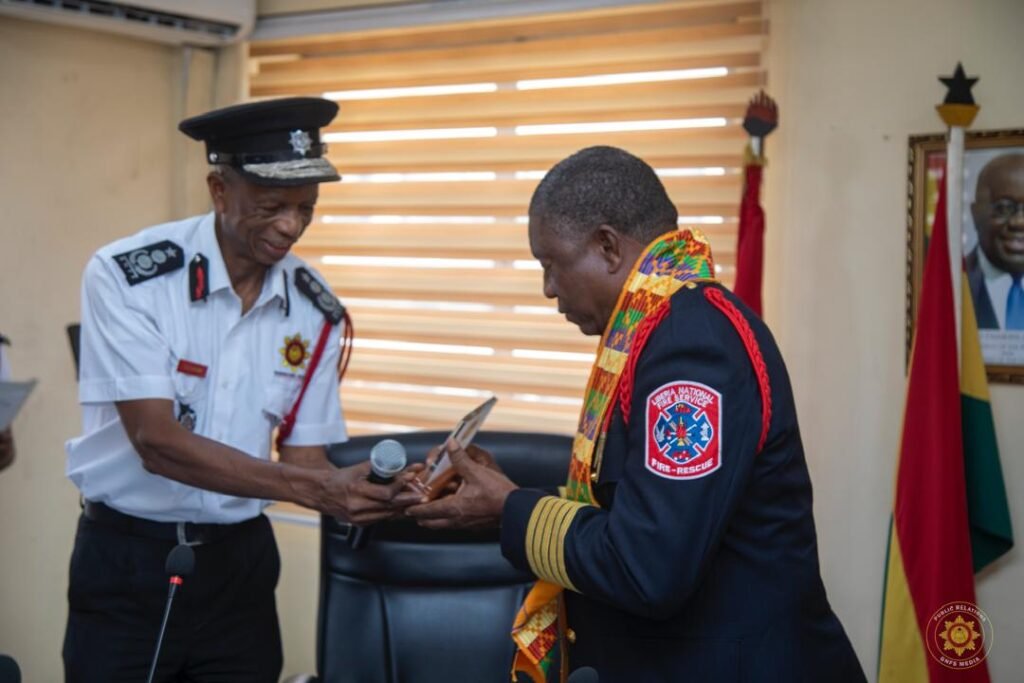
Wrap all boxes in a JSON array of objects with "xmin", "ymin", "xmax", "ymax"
[
  {"xmin": 112, "ymin": 240, "xmax": 184, "ymax": 286},
  {"xmin": 294, "ymin": 267, "xmax": 344, "ymax": 325}
]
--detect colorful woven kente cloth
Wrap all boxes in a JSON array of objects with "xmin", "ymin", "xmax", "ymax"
[{"xmin": 511, "ymin": 229, "xmax": 716, "ymax": 683}]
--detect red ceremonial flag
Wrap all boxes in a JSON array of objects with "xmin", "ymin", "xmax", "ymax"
[
  {"xmin": 878, "ymin": 175, "xmax": 990, "ymax": 681},
  {"xmin": 733, "ymin": 162, "xmax": 765, "ymax": 316}
]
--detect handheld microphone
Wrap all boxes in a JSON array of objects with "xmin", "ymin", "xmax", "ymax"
[
  {"xmin": 366, "ymin": 439, "xmax": 407, "ymax": 484},
  {"xmin": 567, "ymin": 667, "xmax": 599, "ymax": 683},
  {"xmin": 349, "ymin": 439, "xmax": 407, "ymax": 550},
  {"xmin": 145, "ymin": 544, "xmax": 195, "ymax": 683}
]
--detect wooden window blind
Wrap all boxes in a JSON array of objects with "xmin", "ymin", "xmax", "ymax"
[{"xmin": 249, "ymin": 0, "xmax": 767, "ymax": 437}]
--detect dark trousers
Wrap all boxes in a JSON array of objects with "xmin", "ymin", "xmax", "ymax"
[{"xmin": 62, "ymin": 512, "xmax": 283, "ymax": 683}]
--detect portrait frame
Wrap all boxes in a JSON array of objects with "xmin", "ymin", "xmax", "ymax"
[{"xmin": 906, "ymin": 128, "xmax": 1024, "ymax": 384}]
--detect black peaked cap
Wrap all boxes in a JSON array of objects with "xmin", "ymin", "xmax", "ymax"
[{"xmin": 179, "ymin": 97, "xmax": 340, "ymax": 186}]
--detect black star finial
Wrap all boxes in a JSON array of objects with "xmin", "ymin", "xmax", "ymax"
[{"xmin": 939, "ymin": 62, "xmax": 978, "ymax": 105}]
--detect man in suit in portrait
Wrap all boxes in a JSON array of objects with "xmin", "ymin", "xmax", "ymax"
[{"xmin": 967, "ymin": 153, "xmax": 1024, "ymax": 330}]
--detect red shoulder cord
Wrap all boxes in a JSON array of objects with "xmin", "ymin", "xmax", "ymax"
[
  {"xmin": 703, "ymin": 287, "xmax": 772, "ymax": 452},
  {"xmin": 337, "ymin": 309, "xmax": 354, "ymax": 379},
  {"xmin": 276, "ymin": 309, "xmax": 354, "ymax": 449},
  {"xmin": 617, "ymin": 302, "xmax": 671, "ymax": 426},
  {"xmin": 615, "ymin": 289, "xmax": 772, "ymax": 454}
]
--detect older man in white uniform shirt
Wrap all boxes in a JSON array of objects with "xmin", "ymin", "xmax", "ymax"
[{"xmin": 63, "ymin": 98, "xmax": 411, "ymax": 682}]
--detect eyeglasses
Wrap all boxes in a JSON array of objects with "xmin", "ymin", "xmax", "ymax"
[{"xmin": 989, "ymin": 199, "xmax": 1024, "ymax": 221}]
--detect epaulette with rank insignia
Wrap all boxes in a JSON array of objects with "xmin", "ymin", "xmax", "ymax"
[
  {"xmin": 294, "ymin": 267, "xmax": 344, "ymax": 325},
  {"xmin": 112, "ymin": 240, "xmax": 184, "ymax": 286}
]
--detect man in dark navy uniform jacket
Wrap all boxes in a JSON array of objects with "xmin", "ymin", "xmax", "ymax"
[{"xmin": 407, "ymin": 146, "xmax": 865, "ymax": 682}]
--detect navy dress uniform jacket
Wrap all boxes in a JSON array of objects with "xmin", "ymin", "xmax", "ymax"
[{"xmin": 502, "ymin": 283, "xmax": 866, "ymax": 682}]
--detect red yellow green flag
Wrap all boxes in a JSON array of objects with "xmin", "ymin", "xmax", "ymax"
[
  {"xmin": 960, "ymin": 279, "xmax": 1013, "ymax": 572},
  {"xmin": 878, "ymin": 177, "xmax": 991, "ymax": 682}
]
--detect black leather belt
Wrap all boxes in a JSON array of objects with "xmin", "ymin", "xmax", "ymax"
[{"xmin": 82, "ymin": 501, "xmax": 255, "ymax": 545}]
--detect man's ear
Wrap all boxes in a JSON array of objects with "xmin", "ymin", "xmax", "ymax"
[
  {"xmin": 207, "ymin": 171, "xmax": 228, "ymax": 214},
  {"xmin": 593, "ymin": 225, "xmax": 623, "ymax": 273},
  {"xmin": 593, "ymin": 224, "xmax": 641, "ymax": 274}
]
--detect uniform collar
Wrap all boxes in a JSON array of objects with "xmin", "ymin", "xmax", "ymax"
[
  {"xmin": 264, "ymin": 257, "xmax": 291, "ymax": 310},
  {"xmin": 196, "ymin": 213, "xmax": 231, "ymax": 296},
  {"xmin": 196, "ymin": 212, "xmax": 291, "ymax": 308}
]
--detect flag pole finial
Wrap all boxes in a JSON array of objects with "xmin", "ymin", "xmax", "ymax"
[
  {"xmin": 936, "ymin": 62, "xmax": 979, "ymax": 376},
  {"xmin": 936, "ymin": 62, "xmax": 980, "ymax": 129},
  {"xmin": 742, "ymin": 90, "xmax": 778, "ymax": 162}
]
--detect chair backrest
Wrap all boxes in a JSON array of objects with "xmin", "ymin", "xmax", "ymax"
[{"xmin": 319, "ymin": 430, "xmax": 571, "ymax": 683}]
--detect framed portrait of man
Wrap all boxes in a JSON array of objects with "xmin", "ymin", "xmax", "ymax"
[{"xmin": 907, "ymin": 129, "xmax": 1024, "ymax": 384}]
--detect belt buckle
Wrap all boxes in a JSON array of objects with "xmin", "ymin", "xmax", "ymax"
[{"xmin": 176, "ymin": 522, "xmax": 205, "ymax": 546}]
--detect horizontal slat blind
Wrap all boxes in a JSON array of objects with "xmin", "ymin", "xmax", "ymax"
[{"xmin": 250, "ymin": 0, "xmax": 766, "ymax": 437}]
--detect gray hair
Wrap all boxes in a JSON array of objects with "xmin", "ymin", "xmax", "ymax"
[{"xmin": 529, "ymin": 146, "xmax": 678, "ymax": 243}]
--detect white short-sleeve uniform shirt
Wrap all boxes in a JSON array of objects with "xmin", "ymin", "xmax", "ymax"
[{"xmin": 66, "ymin": 212, "xmax": 348, "ymax": 523}]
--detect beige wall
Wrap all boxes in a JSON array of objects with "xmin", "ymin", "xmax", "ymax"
[
  {"xmin": 0, "ymin": 16, "xmax": 250, "ymax": 681},
  {"xmin": 765, "ymin": 0, "xmax": 1024, "ymax": 678},
  {"xmin": 2, "ymin": 1, "xmax": 1023, "ymax": 681},
  {"xmin": 0, "ymin": 16, "xmax": 177, "ymax": 682}
]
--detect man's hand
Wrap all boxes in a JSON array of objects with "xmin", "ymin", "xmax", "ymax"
[
  {"xmin": 318, "ymin": 460, "xmax": 419, "ymax": 525},
  {"xmin": 422, "ymin": 442, "xmax": 501, "ymax": 472},
  {"xmin": 394, "ymin": 442, "xmax": 500, "ymax": 506},
  {"xmin": 0, "ymin": 428, "xmax": 14, "ymax": 473},
  {"xmin": 405, "ymin": 439, "xmax": 518, "ymax": 530},
  {"xmin": 457, "ymin": 443, "xmax": 502, "ymax": 472}
]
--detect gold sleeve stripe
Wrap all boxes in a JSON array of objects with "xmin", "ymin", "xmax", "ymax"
[
  {"xmin": 547, "ymin": 503, "xmax": 577, "ymax": 588},
  {"xmin": 524, "ymin": 496, "xmax": 586, "ymax": 592},
  {"xmin": 527, "ymin": 497, "xmax": 560, "ymax": 586},
  {"xmin": 526, "ymin": 498, "xmax": 556, "ymax": 580},
  {"xmin": 524, "ymin": 497, "xmax": 554, "ymax": 580}
]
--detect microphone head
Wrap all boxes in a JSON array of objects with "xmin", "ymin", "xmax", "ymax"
[
  {"xmin": 567, "ymin": 666, "xmax": 599, "ymax": 683},
  {"xmin": 369, "ymin": 439, "xmax": 407, "ymax": 479},
  {"xmin": 165, "ymin": 544, "xmax": 195, "ymax": 577}
]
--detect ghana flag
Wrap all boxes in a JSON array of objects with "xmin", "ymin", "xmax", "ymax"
[
  {"xmin": 878, "ymin": 174, "xmax": 1012, "ymax": 681},
  {"xmin": 960, "ymin": 283, "xmax": 1013, "ymax": 573}
]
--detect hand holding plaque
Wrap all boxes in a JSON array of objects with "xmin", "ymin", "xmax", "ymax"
[
  {"xmin": 406, "ymin": 396, "xmax": 497, "ymax": 501},
  {"xmin": 405, "ymin": 435, "xmax": 518, "ymax": 530}
]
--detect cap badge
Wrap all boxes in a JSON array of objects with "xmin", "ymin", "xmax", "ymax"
[{"xmin": 289, "ymin": 129, "xmax": 312, "ymax": 157}]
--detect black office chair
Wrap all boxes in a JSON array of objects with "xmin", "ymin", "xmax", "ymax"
[{"xmin": 316, "ymin": 430, "xmax": 571, "ymax": 683}]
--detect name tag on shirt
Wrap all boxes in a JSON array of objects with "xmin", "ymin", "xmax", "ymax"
[{"xmin": 176, "ymin": 359, "xmax": 208, "ymax": 378}]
